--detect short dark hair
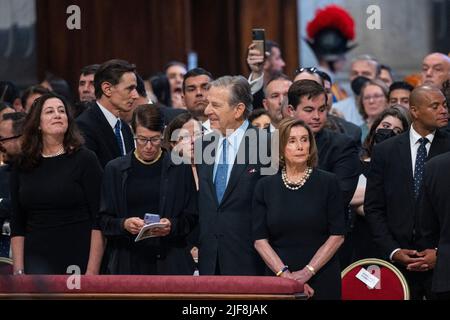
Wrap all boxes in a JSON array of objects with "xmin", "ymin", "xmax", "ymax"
[
  {"xmin": 0, "ymin": 102, "xmax": 13, "ymax": 113},
  {"xmin": 248, "ymin": 109, "xmax": 269, "ymax": 123},
  {"xmin": 164, "ymin": 61, "xmax": 187, "ymax": 73},
  {"xmin": 21, "ymin": 85, "xmax": 51, "ymax": 110},
  {"xmin": 163, "ymin": 112, "xmax": 199, "ymax": 150},
  {"xmin": 266, "ymin": 40, "xmax": 280, "ymax": 54},
  {"xmin": 131, "ymin": 104, "xmax": 165, "ymax": 134},
  {"xmin": 389, "ymin": 81, "xmax": 414, "ymax": 95},
  {"xmin": 149, "ymin": 73, "xmax": 171, "ymax": 107},
  {"xmin": 316, "ymin": 70, "xmax": 332, "ymax": 84},
  {"xmin": 0, "ymin": 81, "xmax": 20, "ymax": 106},
  {"xmin": 80, "ymin": 64, "xmax": 100, "ymax": 76},
  {"xmin": 380, "ymin": 64, "xmax": 393, "ymax": 77},
  {"xmin": 182, "ymin": 68, "xmax": 213, "ymax": 93},
  {"xmin": 94, "ymin": 59, "xmax": 136, "ymax": 99},
  {"xmin": 2, "ymin": 112, "xmax": 26, "ymax": 136},
  {"xmin": 264, "ymin": 72, "xmax": 291, "ymax": 96},
  {"xmin": 135, "ymin": 73, "xmax": 147, "ymax": 98},
  {"xmin": 18, "ymin": 93, "xmax": 84, "ymax": 170},
  {"xmin": 288, "ymin": 80, "xmax": 326, "ymax": 110}
]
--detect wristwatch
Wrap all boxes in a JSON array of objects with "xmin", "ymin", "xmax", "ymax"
[{"xmin": 13, "ymin": 269, "xmax": 24, "ymax": 275}]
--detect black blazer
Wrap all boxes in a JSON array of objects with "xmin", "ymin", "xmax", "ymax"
[
  {"xmin": 315, "ymin": 128, "xmax": 361, "ymax": 207},
  {"xmin": 365, "ymin": 129, "xmax": 450, "ymax": 259},
  {"xmin": 98, "ymin": 151, "xmax": 198, "ymax": 274},
  {"xmin": 328, "ymin": 114, "xmax": 362, "ymax": 147},
  {"xmin": 197, "ymin": 125, "xmax": 273, "ymax": 275},
  {"xmin": 76, "ymin": 102, "xmax": 134, "ymax": 168},
  {"xmin": 418, "ymin": 151, "xmax": 450, "ymax": 293}
]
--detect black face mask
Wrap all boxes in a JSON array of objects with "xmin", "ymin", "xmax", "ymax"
[{"xmin": 374, "ymin": 128, "xmax": 397, "ymax": 144}]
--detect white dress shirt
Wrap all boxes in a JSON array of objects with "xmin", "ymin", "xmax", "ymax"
[
  {"xmin": 213, "ymin": 120, "xmax": 249, "ymax": 185},
  {"xmin": 97, "ymin": 101, "xmax": 126, "ymax": 155}
]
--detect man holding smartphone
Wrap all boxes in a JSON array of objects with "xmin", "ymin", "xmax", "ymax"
[{"xmin": 247, "ymin": 35, "xmax": 286, "ymax": 109}]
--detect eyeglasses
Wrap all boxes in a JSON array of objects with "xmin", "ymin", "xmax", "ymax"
[
  {"xmin": 0, "ymin": 134, "xmax": 21, "ymax": 143},
  {"xmin": 294, "ymin": 67, "xmax": 319, "ymax": 75},
  {"xmin": 178, "ymin": 132, "xmax": 203, "ymax": 142},
  {"xmin": 363, "ymin": 94, "xmax": 386, "ymax": 102},
  {"xmin": 134, "ymin": 136, "xmax": 163, "ymax": 146}
]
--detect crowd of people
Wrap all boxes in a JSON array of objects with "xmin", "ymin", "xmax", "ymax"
[{"xmin": 1, "ymin": 5, "xmax": 450, "ymax": 301}]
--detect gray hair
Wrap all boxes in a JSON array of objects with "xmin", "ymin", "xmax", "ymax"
[
  {"xmin": 351, "ymin": 54, "xmax": 381, "ymax": 76},
  {"xmin": 210, "ymin": 75, "xmax": 253, "ymax": 118}
]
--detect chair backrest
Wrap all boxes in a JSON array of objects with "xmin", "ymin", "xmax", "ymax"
[
  {"xmin": 341, "ymin": 258, "xmax": 410, "ymax": 300},
  {"xmin": 0, "ymin": 257, "xmax": 13, "ymax": 275}
]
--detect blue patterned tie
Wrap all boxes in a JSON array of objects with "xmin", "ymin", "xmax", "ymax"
[
  {"xmin": 114, "ymin": 119, "xmax": 125, "ymax": 156},
  {"xmin": 214, "ymin": 139, "xmax": 228, "ymax": 203},
  {"xmin": 413, "ymin": 137, "xmax": 428, "ymax": 199}
]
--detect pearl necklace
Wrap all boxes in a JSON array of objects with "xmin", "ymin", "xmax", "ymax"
[
  {"xmin": 42, "ymin": 146, "xmax": 65, "ymax": 158},
  {"xmin": 281, "ymin": 166, "xmax": 312, "ymax": 190}
]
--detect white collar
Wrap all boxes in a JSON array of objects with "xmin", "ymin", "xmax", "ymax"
[
  {"xmin": 97, "ymin": 101, "xmax": 120, "ymax": 129},
  {"xmin": 409, "ymin": 124, "xmax": 435, "ymax": 145}
]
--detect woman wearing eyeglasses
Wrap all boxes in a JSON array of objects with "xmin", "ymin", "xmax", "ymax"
[
  {"xmin": 358, "ymin": 79, "xmax": 389, "ymax": 142},
  {"xmin": 99, "ymin": 104, "xmax": 198, "ymax": 275}
]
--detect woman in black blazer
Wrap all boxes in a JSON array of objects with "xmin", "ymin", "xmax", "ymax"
[{"xmin": 99, "ymin": 105, "xmax": 197, "ymax": 275}]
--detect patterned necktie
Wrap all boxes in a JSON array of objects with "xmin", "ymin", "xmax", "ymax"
[
  {"xmin": 114, "ymin": 119, "xmax": 125, "ymax": 156},
  {"xmin": 413, "ymin": 137, "xmax": 428, "ymax": 199},
  {"xmin": 214, "ymin": 139, "xmax": 228, "ymax": 203}
]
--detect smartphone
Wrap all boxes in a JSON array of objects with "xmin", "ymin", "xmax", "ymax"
[
  {"xmin": 252, "ymin": 28, "xmax": 266, "ymax": 59},
  {"xmin": 144, "ymin": 213, "xmax": 160, "ymax": 224}
]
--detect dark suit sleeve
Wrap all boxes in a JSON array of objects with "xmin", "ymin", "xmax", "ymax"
[
  {"xmin": 167, "ymin": 166, "xmax": 198, "ymax": 239},
  {"xmin": 252, "ymin": 179, "xmax": 269, "ymax": 241},
  {"xmin": 417, "ymin": 164, "xmax": 440, "ymax": 249},
  {"xmin": 79, "ymin": 150, "xmax": 104, "ymax": 230},
  {"xmin": 326, "ymin": 174, "xmax": 346, "ymax": 236},
  {"xmin": 364, "ymin": 144, "xmax": 400, "ymax": 258},
  {"xmin": 9, "ymin": 168, "xmax": 26, "ymax": 237},
  {"xmin": 98, "ymin": 162, "xmax": 127, "ymax": 237},
  {"xmin": 332, "ymin": 137, "xmax": 360, "ymax": 207},
  {"xmin": 77, "ymin": 119, "xmax": 99, "ymax": 154}
]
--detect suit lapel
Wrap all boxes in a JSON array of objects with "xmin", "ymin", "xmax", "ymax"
[
  {"xmin": 429, "ymin": 129, "xmax": 450, "ymax": 159},
  {"xmin": 121, "ymin": 121, "xmax": 135, "ymax": 153},
  {"xmin": 397, "ymin": 132, "xmax": 415, "ymax": 204},
  {"xmin": 202, "ymin": 133, "xmax": 219, "ymax": 208},
  {"xmin": 92, "ymin": 104, "xmax": 122, "ymax": 156},
  {"xmin": 219, "ymin": 128, "xmax": 252, "ymax": 206}
]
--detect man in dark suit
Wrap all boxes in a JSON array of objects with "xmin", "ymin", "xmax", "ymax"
[
  {"xmin": 76, "ymin": 59, "xmax": 138, "ymax": 168},
  {"xmin": 418, "ymin": 151, "xmax": 450, "ymax": 300},
  {"xmin": 196, "ymin": 75, "xmax": 273, "ymax": 275},
  {"xmin": 365, "ymin": 85, "xmax": 450, "ymax": 300}
]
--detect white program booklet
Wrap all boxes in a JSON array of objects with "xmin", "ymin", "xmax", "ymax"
[{"xmin": 134, "ymin": 222, "xmax": 167, "ymax": 242}]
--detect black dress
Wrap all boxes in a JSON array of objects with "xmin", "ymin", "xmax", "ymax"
[
  {"xmin": 10, "ymin": 148, "xmax": 103, "ymax": 274},
  {"xmin": 252, "ymin": 169, "xmax": 345, "ymax": 300},
  {"xmin": 121, "ymin": 154, "xmax": 162, "ymax": 275}
]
